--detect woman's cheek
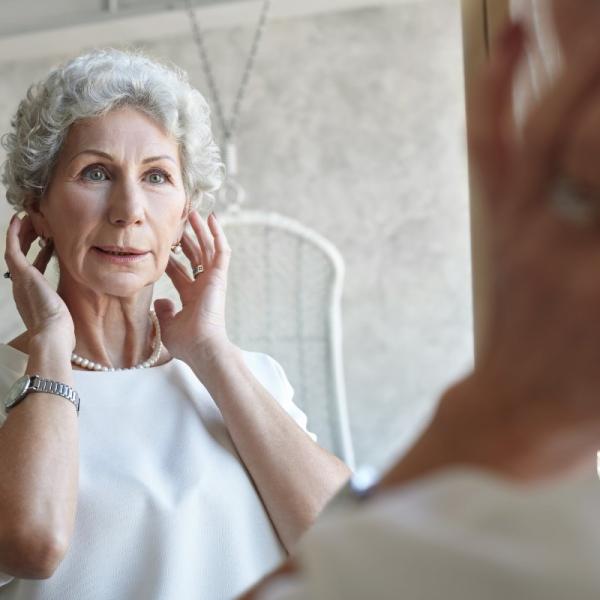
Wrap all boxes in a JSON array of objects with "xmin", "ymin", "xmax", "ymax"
[{"xmin": 62, "ymin": 185, "xmax": 106, "ymax": 216}]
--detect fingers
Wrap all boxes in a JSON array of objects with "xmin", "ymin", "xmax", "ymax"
[
  {"xmin": 521, "ymin": 23, "xmax": 600, "ymax": 200},
  {"xmin": 17, "ymin": 214, "xmax": 37, "ymax": 255},
  {"xmin": 180, "ymin": 229, "xmax": 203, "ymax": 269},
  {"xmin": 166, "ymin": 254, "xmax": 193, "ymax": 292},
  {"xmin": 32, "ymin": 240, "xmax": 54, "ymax": 273},
  {"xmin": 5, "ymin": 215, "xmax": 31, "ymax": 275},
  {"xmin": 207, "ymin": 213, "xmax": 232, "ymax": 271},
  {"xmin": 167, "ymin": 212, "xmax": 231, "ymax": 292},
  {"xmin": 469, "ymin": 22, "xmax": 526, "ymax": 203},
  {"xmin": 154, "ymin": 298, "xmax": 176, "ymax": 323},
  {"xmin": 181, "ymin": 211, "xmax": 230, "ymax": 273},
  {"xmin": 187, "ymin": 210, "xmax": 215, "ymax": 267},
  {"xmin": 5, "ymin": 214, "xmax": 54, "ymax": 279}
]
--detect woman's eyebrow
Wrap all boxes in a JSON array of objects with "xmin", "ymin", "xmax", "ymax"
[
  {"xmin": 67, "ymin": 149, "xmax": 177, "ymax": 165},
  {"xmin": 142, "ymin": 155, "xmax": 177, "ymax": 165},
  {"xmin": 68, "ymin": 149, "xmax": 112, "ymax": 164}
]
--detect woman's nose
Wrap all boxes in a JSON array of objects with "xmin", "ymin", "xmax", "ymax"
[{"xmin": 107, "ymin": 179, "xmax": 145, "ymax": 226}]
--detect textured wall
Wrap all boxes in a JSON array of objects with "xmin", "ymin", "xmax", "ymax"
[{"xmin": 0, "ymin": 0, "xmax": 472, "ymax": 470}]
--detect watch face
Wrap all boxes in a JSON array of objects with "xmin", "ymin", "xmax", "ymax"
[{"xmin": 4, "ymin": 375, "xmax": 32, "ymax": 409}]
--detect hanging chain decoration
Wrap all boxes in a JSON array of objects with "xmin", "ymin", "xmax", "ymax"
[{"xmin": 185, "ymin": 0, "xmax": 272, "ymax": 212}]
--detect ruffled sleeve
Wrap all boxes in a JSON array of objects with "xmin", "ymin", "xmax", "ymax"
[{"xmin": 242, "ymin": 351, "xmax": 317, "ymax": 443}]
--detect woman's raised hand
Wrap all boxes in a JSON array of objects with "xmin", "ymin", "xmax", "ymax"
[
  {"xmin": 376, "ymin": 18, "xmax": 600, "ymax": 492},
  {"xmin": 450, "ymin": 18, "xmax": 600, "ymax": 480},
  {"xmin": 4, "ymin": 214, "xmax": 75, "ymax": 346},
  {"xmin": 154, "ymin": 211, "xmax": 233, "ymax": 365}
]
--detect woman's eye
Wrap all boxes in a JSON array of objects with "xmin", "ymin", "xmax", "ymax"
[
  {"xmin": 80, "ymin": 166, "xmax": 170, "ymax": 184},
  {"xmin": 146, "ymin": 171, "xmax": 169, "ymax": 184},
  {"xmin": 83, "ymin": 166, "xmax": 108, "ymax": 182}
]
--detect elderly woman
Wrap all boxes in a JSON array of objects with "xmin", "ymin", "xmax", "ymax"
[{"xmin": 0, "ymin": 49, "xmax": 350, "ymax": 600}]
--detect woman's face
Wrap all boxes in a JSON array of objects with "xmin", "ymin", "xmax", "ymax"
[{"xmin": 31, "ymin": 106, "xmax": 188, "ymax": 297}]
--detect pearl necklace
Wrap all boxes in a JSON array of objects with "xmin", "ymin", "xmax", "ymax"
[{"xmin": 71, "ymin": 311, "xmax": 163, "ymax": 372}]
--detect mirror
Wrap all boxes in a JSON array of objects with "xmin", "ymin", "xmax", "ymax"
[
  {"xmin": 0, "ymin": 0, "xmax": 477, "ymax": 596},
  {"xmin": 0, "ymin": 0, "xmax": 471, "ymax": 472}
]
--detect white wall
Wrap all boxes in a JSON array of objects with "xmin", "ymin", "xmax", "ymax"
[{"xmin": 0, "ymin": 0, "xmax": 472, "ymax": 470}]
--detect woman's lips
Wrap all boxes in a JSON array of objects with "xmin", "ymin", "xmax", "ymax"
[{"xmin": 92, "ymin": 247, "xmax": 149, "ymax": 264}]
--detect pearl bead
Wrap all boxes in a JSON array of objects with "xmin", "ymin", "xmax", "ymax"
[{"xmin": 70, "ymin": 311, "xmax": 162, "ymax": 372}]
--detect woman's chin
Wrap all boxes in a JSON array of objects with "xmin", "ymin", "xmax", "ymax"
[{"xmin": 88, "ymin": 271, "xmax": 157, "ymax": 297}]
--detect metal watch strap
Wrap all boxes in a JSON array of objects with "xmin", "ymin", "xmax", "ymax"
[{"xmin": 30, "ymin": 375, "xmax": 80, "ymax": 414}]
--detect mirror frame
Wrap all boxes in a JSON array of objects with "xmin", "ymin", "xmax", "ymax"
[{"xmin": 461, "ymin": 0, "xmax": 510, "ymax": 362}]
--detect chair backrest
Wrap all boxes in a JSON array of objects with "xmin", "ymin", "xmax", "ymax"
[{"xmin": 220, "ymin": 210, "xmax": 355, "ymax": 469}]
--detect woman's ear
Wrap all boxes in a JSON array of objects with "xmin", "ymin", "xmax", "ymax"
[{"xmin": 26, "ymin": 198, "xmax": 50, "ymax": 240}]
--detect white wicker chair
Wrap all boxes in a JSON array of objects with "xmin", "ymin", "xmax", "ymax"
[{"xmin": 219, "ymin": 209, "xmax": 355, "ymax": 469}]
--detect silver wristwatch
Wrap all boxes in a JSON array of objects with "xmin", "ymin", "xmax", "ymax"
[{"xmin": 3, "ymin": 374, "xmax": 80, "ymax": 415}]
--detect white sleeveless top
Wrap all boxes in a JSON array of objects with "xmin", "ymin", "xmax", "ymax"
[{"xmin": 0, "ymin": 343, "xmax": 315, "ymax": 600}]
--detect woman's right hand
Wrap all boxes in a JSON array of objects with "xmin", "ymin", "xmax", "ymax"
[
  {"xmin": 4, "ymin": 213, "xmax": 75, "ymax": 349},
  {"xmin": 446, "ymin": 19, "xmax": 600, "ymax": 480},
  {"xmin": 378, "ymin": 18, "xmax": 600, "ymax": 491}
]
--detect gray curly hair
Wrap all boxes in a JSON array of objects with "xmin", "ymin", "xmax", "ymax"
[{"xmin": 1, "ymin": 48, "xmax": 224, "ymax": 212}]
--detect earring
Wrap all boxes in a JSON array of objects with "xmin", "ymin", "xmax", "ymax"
[
  {"xmin": 170, "ymin": 241, "xmax": 183, "ymax": 254},
  {"xmin": 38, "ymin": 236, "xmax": 50, "ymax": 249}
]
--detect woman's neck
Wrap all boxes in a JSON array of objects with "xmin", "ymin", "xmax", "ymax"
[{"xmin": 58, "ymin": 281, "xmax": 160, "ymax": 370}]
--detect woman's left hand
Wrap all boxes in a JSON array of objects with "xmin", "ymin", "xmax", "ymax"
[{"xmin": 154, "ymin": 211, "xmax": 233, "ymax": 364}]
